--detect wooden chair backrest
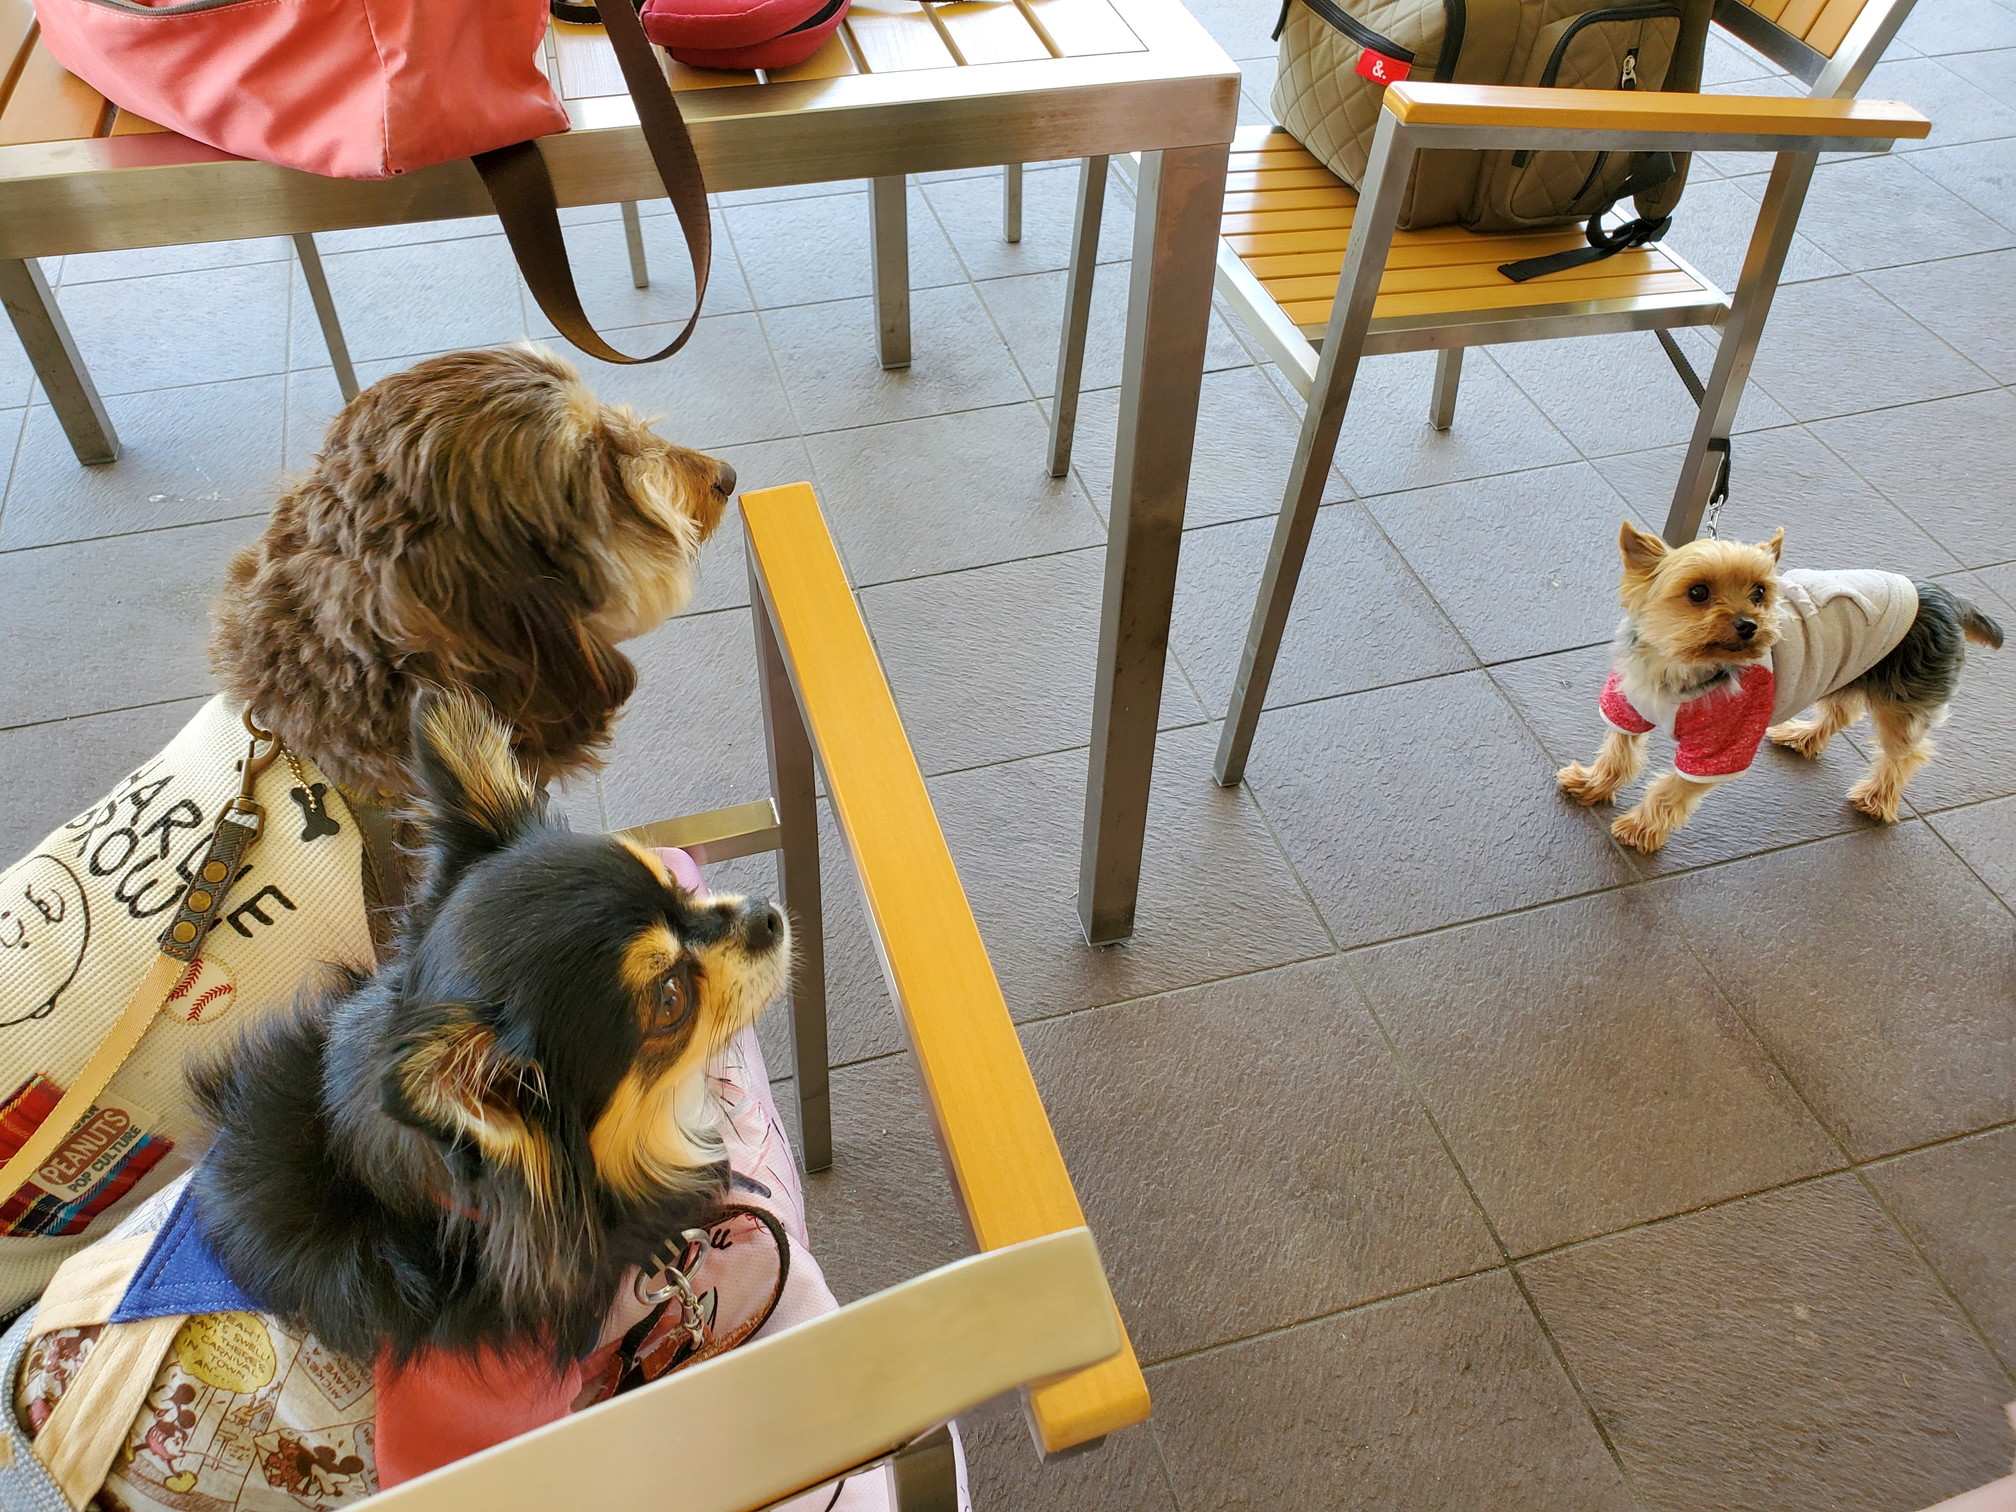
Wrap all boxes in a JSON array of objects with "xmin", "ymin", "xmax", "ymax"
[{"xmin": 1713, "ymin": 0, "xmax": 1916, "ymax": 95}]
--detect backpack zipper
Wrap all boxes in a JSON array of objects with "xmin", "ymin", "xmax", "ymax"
[
  {"xmin": 1273, "ymin": 0, "xmax": 1415, "ymax": 62},
  {"xmin": 1538, "ymin": 3, "xmax": 1679, "ymax": 88},
  {"xmin": 1512, "ymin": 6, "xmax": 1678, "ymax": 167},
  {"xmin": 1274, "ymin": 0, "xmax": 1466, "ymax": 80},
  {"xmin": 1434, "ymin": 0, "xmax": 1465, "ymax": 80}
]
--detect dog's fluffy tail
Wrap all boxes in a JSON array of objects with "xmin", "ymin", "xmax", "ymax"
[{"xmin": 1958, "ymin": 596, "xmax": 2005, "ymax": 650}]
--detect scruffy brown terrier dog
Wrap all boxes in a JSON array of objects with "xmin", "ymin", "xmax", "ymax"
[
  {"xmin": 211, "ymin": 345, "xmax": 735, "ymax": 799},
  {"xmin": 1559, "ymin": 521, "xmax": 2002, "ymax": 852}
]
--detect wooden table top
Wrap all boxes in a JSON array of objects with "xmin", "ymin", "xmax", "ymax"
[{"xmin": 0, "ymin": 0, "xmax": 1238, "ymax": 257}]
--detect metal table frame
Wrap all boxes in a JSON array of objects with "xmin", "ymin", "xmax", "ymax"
[{"xmin": 0, "ymin": 0, "xmax": 1240, "ymax": 945}]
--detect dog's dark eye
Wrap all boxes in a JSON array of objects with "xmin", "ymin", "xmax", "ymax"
[
  {"xmin": 1749, "ymin": 585, "xmax": 1766, "ymax": 605},
  {"xmin": 650, "ymin": 969, "xmax": 694, "ymax": 1036},
  {"xmin": 1687, "ymin": 583, "xmax": 1710, "ymax": 604}
]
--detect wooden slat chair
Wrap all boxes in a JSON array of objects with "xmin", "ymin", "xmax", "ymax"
[
  {"xmin": 1043, "ymin": 0, "xmax": 1920, "ymax": 480},
  {"xmin": 1039, "ymin": 0, "xmax": 1927, "ymax": 785},
  {"xmin": 1209, "ymin": 86, "xmax": 1928, "ymax": 782},
  {"xmin": 608, "ymin": 481, "xmax": 1148, "ymax": 1508}
]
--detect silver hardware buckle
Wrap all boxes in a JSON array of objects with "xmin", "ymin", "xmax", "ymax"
[{"xmin": 634, "ymin": 1228, "xmax": 714, "ymax": 1350}]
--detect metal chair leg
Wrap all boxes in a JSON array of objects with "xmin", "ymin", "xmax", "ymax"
[
  {"xmin": 1214, "ymin": 114, "xmax": 1416, "ymax": 788},
  {"xmin": 1047, "ymin": 156, "xmax": 1108, "ymax": 479},
  {"xmin": 621, "ymin": 201, "xmax": 650, "ymax": 289},
  {"xmin": 891, "ymin": 1426, "xmax": 959, "ymax": 1512},
  {"xmin": 751, "ymin": 553, "xmax": 832, "ymax": 1173},
  {"xmin": 292, "ymin": 234, "xmax": 358, "ymax": 404},
  {"xmin": 1663, "ymin": 149, "xmax": 1815, "ymax": 544},
  {"xmin": 870, "ymin": 175, "xmax": 912, "ymax": 370},
  {"xmin": 1003, "ymin": 162, "xmax": 1024, "ymax": 243},
  {"xmin": 1428, "ymin": 346, "xmax": 1463, "ymax": 431},
  {"xmin": 0, "ymin": 258, "xmax": 119, "ymax": 465}
]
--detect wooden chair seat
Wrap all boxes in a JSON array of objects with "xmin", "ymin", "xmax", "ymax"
[{"xmin": 1224, "ymin": 123, "xmax": 1719, "ymax": 337}]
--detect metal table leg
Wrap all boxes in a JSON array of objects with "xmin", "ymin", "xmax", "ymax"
[
  {"xmin": 1075, "ymin": 140, "xmax": 1229, "ymax": 946},
  {"xmin": 751, "ymin": 553, "xmax": 832, "ymax": 1173},
  {"xmin": 0, "ymin": 258, "xmax": 118, "ymax": 465},
  {"xmin": 620, "ymin": 201, "xmax": 651, "ymax": 288},
  {"xmin": 1047, "ymin": 156, "xmax": 1108, "ymax": 479},
  {"xmin": 292, "ymin": 234, "xmax": 358, "ymax": 404},
  {"xmin": 1664, "ymin": 150, "xmax": 1814, "ymax": 543},
  {"xmin": 870, "ymin": 175, "xmax": 911, "ymax": 370},
  {"xmin": 1428, "ymin": 346, "xmax": 1463, "ymax": 431},
  {"xmin": 1003, "ymin": 162, "xmax": 1024, "ymax": 244}
]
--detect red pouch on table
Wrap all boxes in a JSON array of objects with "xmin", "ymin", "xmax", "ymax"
[{"xmin": 639, "ymin": 0, "xmax": 850, "ymax": 71}]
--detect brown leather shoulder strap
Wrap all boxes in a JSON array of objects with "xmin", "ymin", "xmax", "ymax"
[{"xmin": 475, "ymin": 0, "xmax": 711, "ymax": 364}]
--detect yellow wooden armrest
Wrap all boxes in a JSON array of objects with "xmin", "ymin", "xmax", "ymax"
[
  {"xmin": 740, "ymin": 483, "xmax": 1150, "ymax": 1454},
  {"xmin": 1383, "ymin": 80, "xmax": 1930, "ymax": 141}
]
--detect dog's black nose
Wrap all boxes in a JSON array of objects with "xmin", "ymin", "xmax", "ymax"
[
  {"xmin": 743, "ymin": 898, "xmax": 783, "ymax": 952},
  {"xmin": 713, "ymin": 460, "xmax": 738, "ymax": 497},
  {"xmin": 1734, "ymin": 617, "xmax": 1757, "ymax": 640}
]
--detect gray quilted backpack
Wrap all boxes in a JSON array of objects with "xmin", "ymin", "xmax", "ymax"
[{"xmin": 1272, "ymin": 0, "xmax": 1712, "ymax": 261}]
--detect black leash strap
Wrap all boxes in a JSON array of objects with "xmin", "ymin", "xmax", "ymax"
[{"xmin": 1499, "ymin": 152, "xmax": 1677, "ymax": 284}]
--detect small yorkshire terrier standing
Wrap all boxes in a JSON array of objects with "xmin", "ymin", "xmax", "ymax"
[{"xmin": 1558, "ymin": 521, "xmax": 2003, "ymax": 852}]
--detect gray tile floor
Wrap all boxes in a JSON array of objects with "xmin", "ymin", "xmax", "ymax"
[{"xmin": 3, "ymin": 4, "xmax": 2016, "ymax": 1506}]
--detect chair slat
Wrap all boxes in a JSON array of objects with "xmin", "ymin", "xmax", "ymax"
[
  {"xmin": 1261, "ymin": 247, "xmax": 1671, "ymax": 304},
  {"xmin": 1772, "ymin": 0, "xmax": 1832, "ymax": 39},
  {"xmin": 0, "ymin": 33, "xmax": 107, "ymax": 146},
  {"xmin": 1241, "ymin": 228, "xmax": 1639, "ymax": 280},
  {"xmin": 928, "ymin": 0, "xmax": 1053, "ymax": 62},
  {"xmin": 1278, "ymin": 267, "xmax": 1710, "ymax": 328},
  {"xmin": 1227, "ymin": 166, "xmax": 1343, "ymax": 191},
  {"xmin": 1019, "ymin": 0, "xmax": 1142, "ymax": 55},
  {"xmin": 845, "ymin": 1, "xmax": 960, "ymax": 71},
  {"xmin": 1801, "ymin": 0, "xmax": 1869, "ymax": 54},
  {"xmin": 1223, "ymin": 184, "xmax": 1358, "ymax": 213},
  {"xmin": 1746, "ymin": 0, "xmax": 1795, "ymax": 21}
]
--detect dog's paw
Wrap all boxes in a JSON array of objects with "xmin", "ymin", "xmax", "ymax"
[
  {"xmin": 1767, "ymin": 720, "xmax": 1828, "ymax": 758},
  {"xmin": 1847, "ymin": 778, "xmax": 1902, "ymax": 823},
  {"xmin": 1611, "ymin": 807, "xmax": 1670, "ymax": 852},
  {"xmin": 1556, "ymin": 762, "xmax": 1616, "ymax": 806}
]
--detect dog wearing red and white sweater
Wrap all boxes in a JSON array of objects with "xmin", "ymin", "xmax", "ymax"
[{"xmin": 1558, "ymin": 521, "xmax": 2003, "ymax": 852}]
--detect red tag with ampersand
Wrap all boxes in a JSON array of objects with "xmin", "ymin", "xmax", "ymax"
[{"xmin": 1355, "ymin": 47, "xmax": 1412, "ymax": 83}]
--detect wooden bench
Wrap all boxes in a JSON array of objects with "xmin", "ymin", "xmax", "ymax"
[{"xmin": 603, "ymin": 481, "xmax": 1153, "ymax": 1504}]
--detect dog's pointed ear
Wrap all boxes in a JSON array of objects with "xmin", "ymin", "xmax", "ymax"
[
  {"xmin": 1618, "ymin": 520, "xmax": 1668, "ymax": 575},
  {"xmin": 1762, "ymin": 526, "xmax": 1785, "ymax": 563},
  {"xmin": 387, "ymin": 1009, "xmax": 552, "ymax": 1189},
  {"xmin": 408, "ymin": 688, "xmax": 543, "ymax": 890}
]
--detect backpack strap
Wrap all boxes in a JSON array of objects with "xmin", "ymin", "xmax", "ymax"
[
  {"xmin": 1498, "ymin": 152, "xmax": 1677, "ymax": 283},
  {"xmin": 474, "ymin": 0, "xmax": 713, "ymax": 364}
]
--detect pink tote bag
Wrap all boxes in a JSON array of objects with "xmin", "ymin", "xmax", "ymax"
[{"xmin": 31, "ymin": 0, "xmax": 711, "ymax": 364}]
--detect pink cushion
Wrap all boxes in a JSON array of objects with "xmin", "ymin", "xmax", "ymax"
[{"xmin": 640, "ymin": 0, "xmax": 847, "ymax": 69}]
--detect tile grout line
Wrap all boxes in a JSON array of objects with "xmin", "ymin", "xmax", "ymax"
[
  {"xmin": 1645, "ymin": 874, "xmax": 2016, "ymax": 1391},
  {"xmin": 1329, "ymin": 948, "xmax": 1658, "ymax": 1512}
]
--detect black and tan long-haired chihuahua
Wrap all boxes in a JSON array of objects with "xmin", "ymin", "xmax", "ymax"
[{"xmin": 188, "ymin": 689, "xmax": 789, "ymax": 1368}]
